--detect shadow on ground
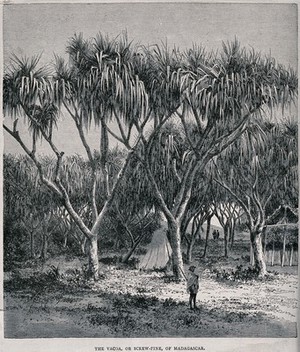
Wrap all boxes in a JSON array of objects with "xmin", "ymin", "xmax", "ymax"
[{"xmin": 4, "ymin": 285, "xmax": 297, "ymax": 338}]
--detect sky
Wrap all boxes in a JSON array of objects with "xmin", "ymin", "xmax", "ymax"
[{"xmin": 3, "ymin": 2, "xmax": 298, "ymax": 155}]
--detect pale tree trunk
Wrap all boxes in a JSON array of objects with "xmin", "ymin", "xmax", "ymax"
[
  {"xmin": 250, "ymin": 229, "xmax": 267, "ymax": 277},
  {"xmin": 186, "ymin": 236, "xmax": 195, "ymax": 263},
  {"xmin": 81, "ymin": 237, "xmax": 87, "ymax": 255},
  {"xmin": 143, "ymin": 154, "xmax": 199, "ymax": 281},
  {"xmin": 63, "ymin": 232, "xmax": 68, "ymax": 248},
  {"xmin": 168, "ymin": 219, "xmax": 185, "ymax": 280},
  {"xmin": 40, "ymin": 233, "xmax": 48, "ymax": 261},
  {"xmin": 202, "ymin": 215, "xmax": 212, "ymax": 258},
  {"xmin": 229, "ymin": 225, "xmax": 235, "ymax": 249},
  {"xmin": 185, "ymin": 216, "xmax": 200, "ymax": 263},
  {"xmin": 224, "ymin": 224, "xmax": 229, "ymax": 258},
  {"xmin": 87, "ymin": 235, "xmax": 99, "ymax": 280},
  {"xmin": 180, "ymin": 218, "xmax": 190, "ymax": 242},
  {"xmin": 195, "ymin": 223, "xmax": 202, "ymax": 241}
]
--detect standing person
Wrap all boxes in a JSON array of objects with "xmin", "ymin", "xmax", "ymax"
[
  {"xmin": 187, "ymin": 265, "xmax": 199, "ymax": 310},
  {"xmin": 212, "ymin": 230, "xmax": 216, "ymax": 240}
]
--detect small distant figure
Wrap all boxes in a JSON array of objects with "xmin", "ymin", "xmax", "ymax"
[
  {"xmin": 212, "ymin": 230, "xmax": 217, "ymax": 240},
  {"xmin": 187, "ymin": 265, "xmax": 199, "ymax": 310},
  {"xmin": 213, "ymin": 230, "xmax": 220, "ymax": 240}
]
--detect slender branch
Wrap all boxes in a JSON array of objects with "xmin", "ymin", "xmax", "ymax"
[
  {"xmin": 4, "ymin": 124, "xmax": 62, "ymax": 195},
  {"xmin": 4, "ymin": 121, "xmax": 93, "ymax": 240},
  {"xmin": 113, "ymin": 106, "xmax": 129, "ymax": 143},
  {"xmin": 176, "ymin": 105, "xmax": 196, "ymax": 151},
  {"xmin": 106, "ymin": 125, "xmax": 133, "ymax": 149},
  {"xmin": 143, "ymin": 157, "xmax": 175, "ymax": 223},
  {"xmin": 213, "ymin": 177, "xmax": 253, "ymax": 227},
  {"xmin": 115, "ymin": 206, "xmax": 135, "ymax": 246},
  {"xmin": 205, "ymin": 115, "xmax": 249, "ymax": 159},
  {"xmin": 252, "ymin": 190, "xmax": 265, "ymax": 227},
  {"xmin": 145, "ymin": 106, "xmax": 181, "ymax": 160},
  {"xmin": 190, "ymin": 104, "xmax": 206, "ymax": 135},
  {"xmin": 4, "ymin": 124, "xmax": 32, "ymax": 156},
  {"xmin": 90, "ymin": 150, "xmax": 134, "ymax": 235},
  {"xmin": 20, "ymin": 102, "xmax": 61, "ymax": 157},
  {"xmin": 173, "ymin": 156, "xmax": 197, "ymax": 219},
  {"xmin": 194, "ymin": 119, "xmax": 214, "ymax": 154},
  {"xmin": 32, "ymin": 130, "xmax": 37, "ymax": 156},
  {"xmin": 54, "ymin": 151, "xmax": 64, "ymax": 183},
  {"xmin": 65, "ymin": 99, "xmax": 100, "ymax": 220},
  {"xmin": 172, "ymin": 159, "xmax": 182, "ymax": 183},
  {"xmin": 56, "ymin": 178, "xmax": 92, "ymax": 239}
]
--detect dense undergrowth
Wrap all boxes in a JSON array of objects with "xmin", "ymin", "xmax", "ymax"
[{"xmin": 211, "ymin": 265, "xmax": 279, "ymax": 283}]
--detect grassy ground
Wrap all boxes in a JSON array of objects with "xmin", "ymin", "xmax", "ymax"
[{"xmin": 3, "ymin": 236, "xmax": 298, "ymax": 338}]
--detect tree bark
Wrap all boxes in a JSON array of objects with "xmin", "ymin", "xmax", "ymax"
[
  {"xmin": 87, "ymin": 235, "xmax": 99, "ymax": 280},
  {"xmin": 186, "ymin": 236, "xmax": 195, "ymax": 263},
  {"xmin": 81, "ymin": 237, "xmax": 87, "ymax": 254},
  {"xmin": 202, "ymin": 215, "xmax": 212, "ymax": 258},
  {"xmin": 63, "ymin": 232, "xmax": 68, "ymax": 248},
  {"xmin": 121, "ymin": 235, "xmax": 146, "ymax": 263},
  {"xmin": 229, "ymin": 226, "xmax": 235, "ymax": 249},
  {"xmin": 40, "ymin": 233, "xmax": 48, "ymax": 261},
  {"xmin": 180, "ymin": 217, "xmax": 190, "ymax": 241},
  {"xmin": 168, "ymin": 219, "xmax": 185, "ymax": 280},
  {"xmin": 250, "ymin": 229, "xmax": 267, "ymax": 276},
  {"xmin": 224, "ymin": 224, "xmax": 229, "ymax": 258}
]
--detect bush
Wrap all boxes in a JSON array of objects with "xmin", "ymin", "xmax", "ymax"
[
  {"xmin": 4, "ymin": 265, "xmax": 63, "ymax": 294},
  {"xmin": 63, "ymin": 264, "xmax": 97, "ymax": 287},
  {"xmin": 125, "ymin": 257, "xmax": 140, "ymax": 268},
  {"xmin": 162, "ymin": 297, "xmax": 185, "ymax": 307},
  {"xmin": 111, "ymin": 293, "xmax": 159, "ymax": 310},
  {"xmin": 3, "ymin": 220, "xmax": 28, "ymax": 271},
  {"xmin": 99, "ymin": 256, "xmax": 120, "ymax": 265},
  {"xmin": 212, "ymin": 265, "xmax": 277, "ymax": 282}
]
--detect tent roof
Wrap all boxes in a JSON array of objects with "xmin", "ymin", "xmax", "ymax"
[{"xmin": 138, "ymin": 226, "xmax": 172, "ymax": 270}]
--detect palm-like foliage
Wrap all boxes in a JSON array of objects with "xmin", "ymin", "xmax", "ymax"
[
  {"xmin": 184, "ymin": 39, "xmax": 297, "ymax": 123},
  {"xmin": 210, "ymin": 119, "xmax": 298, "ymax": 275},
  {"xmin": 3, "ymin": 55, "xmax": 57, "ymax": 140},
  {"xmin": 3, "ymin": 154, "xmax": 58, "ymax": 217},
  {"xmin": 213, "ymin": 119, "xmax": 297, "ymax": 219},
  {"xmin": 4, "ymin": 33, "xmax": 297, "ymax": 280},
  {"xmin": 54, "ymin": 32, "xmax": 148, "ymax": 128}
]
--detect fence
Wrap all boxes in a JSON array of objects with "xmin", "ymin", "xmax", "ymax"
[
  {"xmin": 249, "ymin": 224, "xmax": 298, "ymax": 267},
  {"xmin": 250, "ymin": 245, "xmax": 298, "ymax": 267}
]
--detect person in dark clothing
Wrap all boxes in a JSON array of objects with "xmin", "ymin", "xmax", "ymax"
[
  {"xmin": 212, "ymin": 230, "xmax": 216, "ymax": 240},
  {"xmin": 187, "ymin": 265, "xmax": 199, "ymax": 310}
]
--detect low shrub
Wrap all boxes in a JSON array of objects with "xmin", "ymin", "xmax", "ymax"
[
  {"xmin": 63, "ymin": 264, "xmax": 100, "ymax": 287},
  {"xmin": 4, "ymin": 265, "xmax": 64, "ymax": 294},
  {"xmin": 112, "ymin": 293, "xmax": 159, "ymax": 310},
  {"xmin": 162, "ymin": 297, "xmax": 185, "ymax": 307},
  {"xmin": 212, "ymin": 265, "xmax": 277, "ymax": 282},
  {"xmin": 99, "ymin": 256, "xmax": 120, "ymax": 265},
  {"xmin": 118, "ymin": 257, "xmax": 140, "ymax": 269}
]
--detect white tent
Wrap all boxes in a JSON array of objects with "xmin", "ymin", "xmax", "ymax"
[{"xmin": 138, "ymin": 225, "xmax": 172, "ymax": 270}]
